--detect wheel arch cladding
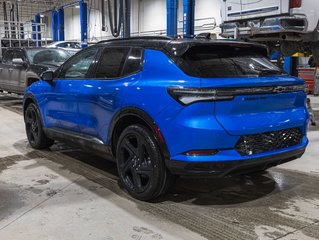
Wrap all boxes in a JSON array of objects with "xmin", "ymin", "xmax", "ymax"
[
  {"xmin": 109, "ymin": 107, "xmax": 171, "ymax": 163},
  {"xmin": 23, "ymin": 95, "xmax": 36, "ymax": 115},
  {"xmin": 27, "ymin": 77, "xmax": 39, "ymax": 87}
]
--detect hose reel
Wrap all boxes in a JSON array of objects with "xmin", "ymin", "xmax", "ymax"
[{"xmin": 102, "ymin": 0, "xmax": 131, "ymax": 38}]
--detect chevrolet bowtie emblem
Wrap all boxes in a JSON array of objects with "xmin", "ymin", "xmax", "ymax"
[{"xmin": 273, "ymin": 86, "xmax": 285, "ymax": 93}]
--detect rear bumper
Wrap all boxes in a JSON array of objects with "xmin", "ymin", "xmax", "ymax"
[
  {"xmin": 221, "ymin": 15, "xmax": 308, "ymax": 38},
  {"xmin": 167, "ymin": 146, "xmax": 306, "ymax": 177}
]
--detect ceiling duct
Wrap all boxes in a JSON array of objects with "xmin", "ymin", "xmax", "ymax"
[
  {"xmin": 106, "ymin": 0, "xmax": 131, "ymax": 38},
  {"xmin": 123, "ymin": 0, "xmax": 131, "ymax": 38}
]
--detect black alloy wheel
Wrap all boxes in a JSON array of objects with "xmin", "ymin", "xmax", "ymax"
[
  {"xmin": 117, "ymin": 124, "xmax": 173, "ymax": 201},
  {"xmin": 25, "ymin": 103, "xmax": 54, "ymax": 149}
]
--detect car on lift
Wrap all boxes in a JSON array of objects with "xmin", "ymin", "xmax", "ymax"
[
  {"xmin": 23, "ymin": 37, "xmax": 309, "ymax": 201},
  {"xmin": 45, "ymin": 41, "xmax": 82, "ymax": 55},
  {"xmin": 220, "ymin": 0, "xmax": 319, "ymax": 64},
  {"xmin": 0, "ymin": 47, "xmax": 71, "ymax": 94}
]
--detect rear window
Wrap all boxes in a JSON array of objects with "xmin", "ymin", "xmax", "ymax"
[
  {"xmin": 27, "ymin": 49, "xmax": 71, "ymax": 65},
  {"xmin": 177, "ymin": 45, "xmax": 285, "ymax": 78}
]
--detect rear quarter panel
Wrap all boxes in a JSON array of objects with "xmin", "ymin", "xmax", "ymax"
[{"xmin": 121, "ymin": 49, "xmax": 200, "ymax": 121}]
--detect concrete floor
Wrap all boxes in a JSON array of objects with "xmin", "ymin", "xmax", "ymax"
[{"xmin": 0, "ymin": 93, "xmax": 319, "ymax": 240}]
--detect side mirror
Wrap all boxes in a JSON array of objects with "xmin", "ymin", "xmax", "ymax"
[
  {"xmin": 12, "ymin": 58, "xmax": 25, "ymax": 66},
  {"xmin": 41, "ymin": 70, "xmax": 54, "ymax": 82}
]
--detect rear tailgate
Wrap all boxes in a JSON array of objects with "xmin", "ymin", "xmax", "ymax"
[
  {"xmin": 178, "ymin": 44, "xmax": 308, "ymax": 136},
  {"xmin": 200, "ymin": 76, "xmax": 307, "ymax": 135},
  {"xmin": 222, "ymin": 0, "xmax": 290, "ymax": 22}
]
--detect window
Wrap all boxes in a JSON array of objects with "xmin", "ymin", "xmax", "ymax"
[
  {"xmin": 95, "ymin": 47, "xmax": 130, "ymax": 79},
  {"xmin": 177, "ymin": 45, "xmax": 284, "ymax": 78},
  {"xmin": 26, "ymin": 49, "xmax": 70, "ymax": 65},
  {"xmin": 57, "ymin": 43, "xmax": 67, "ymax": 48},
  {"xmin": 72, "ymin": 43, "xmax": 81, "ymax": 49},
  {"xmin": 59, "ymin": 48, "xmax": 99, "ymax": 79},
  {"xmin": 13, "ymin": 50, "xmax": 26, "ymax": 61},
  {"xmin": 122, "ymin": 48, "xmax": 143, "ymax": 76},
  {"xmin": 2, "ymin": 50, "xmax": 14, "ymax": 64}
]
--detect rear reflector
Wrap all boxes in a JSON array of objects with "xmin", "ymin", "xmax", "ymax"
[
  {"xmin": 290, "ymin": 0, "xmax": 302, "ymax": 8},
  {"xmin": 184, "ymin": 150, "xmax": 218, "ymax": 156}
]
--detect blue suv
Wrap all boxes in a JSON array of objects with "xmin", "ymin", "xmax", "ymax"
[{"xmin": 23, "ymin": 37, "xmax": 309, "ymax": 200}]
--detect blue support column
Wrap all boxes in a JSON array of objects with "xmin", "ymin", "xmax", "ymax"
[
  {"xmin": 32, "ymin": 20, "xmax": 36, "ymax": 40},
  {"xmin": 52, "ymin": 10, "xmax": 58, "ymax": 42},
  {"xmin": 80, "ymin": 1, "xmax": 88, "ymax": 48},
  {"xmin": 284, "ymin": 57, "xmax": 292, "ymax": 75},
  {"xmin": 33, "ymin": 14, "xmax": 41, "ymax": 46},
  {"xmin": 166, "ymin": 0, "xmax": 178, "ymax": 38},
  {"xmin": 57, "ymin": 8, "xmax": 65, "ymax": 41},
  {"xmin": 183, "ymin": 0, "xmax": 195, "ymax": 38}
]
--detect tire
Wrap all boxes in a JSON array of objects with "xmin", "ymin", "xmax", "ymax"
[
  {"xmin": 25, "ymin": 103, "xmax": 54, "ymax": 149},
  {"xmin": 116, "ymin": 124, "xmax": 173, "ymax": 201}
]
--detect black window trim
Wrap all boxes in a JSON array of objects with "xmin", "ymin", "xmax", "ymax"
[
  {"xmin": 122, "ymin": 47, "xmax": 144, "ymax": 78},
  {"xmin": 91, "ymin": 46, "xmax": 144, "ymax": 80}
]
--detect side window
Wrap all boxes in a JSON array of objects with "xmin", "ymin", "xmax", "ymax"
[
  {"xmin": 57, "ymin": 43, "xmax": 67, "ymax": 48},
  {"xmin": 2, "ymin": 50, "xmax": 14, "ymax": 64},
  {"xmin": 13, "ymin": 50, "xmax": 25, "ymax": 61},
  {"xmin": 58, "ymin": 48, "xmax": 99, "ymax": 79},
  {"xmin": 122, "ymin": 48, "xmax": 143, "ymax": 76},
  {"xmin": 73, "ymin": 43, "xmax": 81, "ymax": 49},
  {"xmin": 95, "ymin": 47, "xmax": 130, "ymax": 79}
]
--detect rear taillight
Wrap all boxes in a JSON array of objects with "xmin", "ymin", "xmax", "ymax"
[
  {"xmin": 290, "ymin": 0, "xmax": 302, "ymax": 8},
  {"xmin": 167, "ymin": 88, "xmax": 233, "ymax": 105},
  {"xmin": 168, "ymin": 84, "xmax": 308, "ymax": 106}
]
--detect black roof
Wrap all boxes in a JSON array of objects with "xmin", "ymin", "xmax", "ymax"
[{"xmin": 97, "ymin": 36, "xmax": 268, "ymax": 57}]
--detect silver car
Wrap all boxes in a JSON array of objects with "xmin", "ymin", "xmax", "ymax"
[{"xmin": 45, "ymin": 41, "xmax": 81, "ymax": 55}]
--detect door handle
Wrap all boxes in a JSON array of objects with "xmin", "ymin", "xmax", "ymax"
[{"xmin": 8, "ymin": 68, "xmax": 13, "ymax": 72}]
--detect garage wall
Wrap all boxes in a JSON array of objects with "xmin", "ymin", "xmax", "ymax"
[
  {"xmin": 41, "ymin": 13, "xmax": 53, "ymax": 40},
  {"xmin": 65, "ymin": 7, "xmax": 81, "ymax": 41},
  {"xmin": 63, "ymin": 0, "xmax": 222, "ymax": 42}
]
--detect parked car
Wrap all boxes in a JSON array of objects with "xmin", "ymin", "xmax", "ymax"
[
  {"xmin": 220, "ymin": 0, "xmax": 319, "ymax": 64},
  {"xmin": 23, "ymin": 37, "xmax": 309, "ymax": 201},
  {"xmin": 45, "ymin": 41, "xmax": 81, "ymax": 55},
  {"xmin": 0, "ymin": 47, "xmax": 71, "ymax": 94}
]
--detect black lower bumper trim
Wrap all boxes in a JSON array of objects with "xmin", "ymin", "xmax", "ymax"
[{"xmin": 167, "ymin": 147, "xmax": 306, "ymax": 177}]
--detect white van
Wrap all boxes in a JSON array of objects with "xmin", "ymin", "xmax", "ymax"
[{"xmin": 220, "ymin": 0, "xmax": 319, "ymax": 63}]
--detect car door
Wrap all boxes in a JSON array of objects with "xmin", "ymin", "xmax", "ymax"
[
  {"xmin": 11, "ymin": 49, "xmax": 28, "ymax": 93},
  {"xmin": 0, "ymin": 50, "xmax": 14, "ymax": 92},
  {"xmin": 78, "ymin": 47, "xmax": 144, "ymax": 143},
  {"xmin": 41, "ymin": 47, "xmax": 100, "ymax": 132}
]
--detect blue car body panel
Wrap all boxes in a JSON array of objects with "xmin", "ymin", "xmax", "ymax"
[{"xmin": 24, "ymin": 46, "xmax": 309, "ymax": 169}]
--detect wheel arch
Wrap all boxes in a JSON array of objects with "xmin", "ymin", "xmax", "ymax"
[
  {"xmin": 23, "ymin": 94, "xmax": 37, "ymax": 113},
  {"xmin": 26, "ymin": 77, "xmax": 40, "ymax": 87},
  {"xmin": 23, "ymin": 94, "xmax": 41, "ymax": 120},
  {"xmin": 109, "ymin": 107, "xmax": 171, "ymax": 165}
]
